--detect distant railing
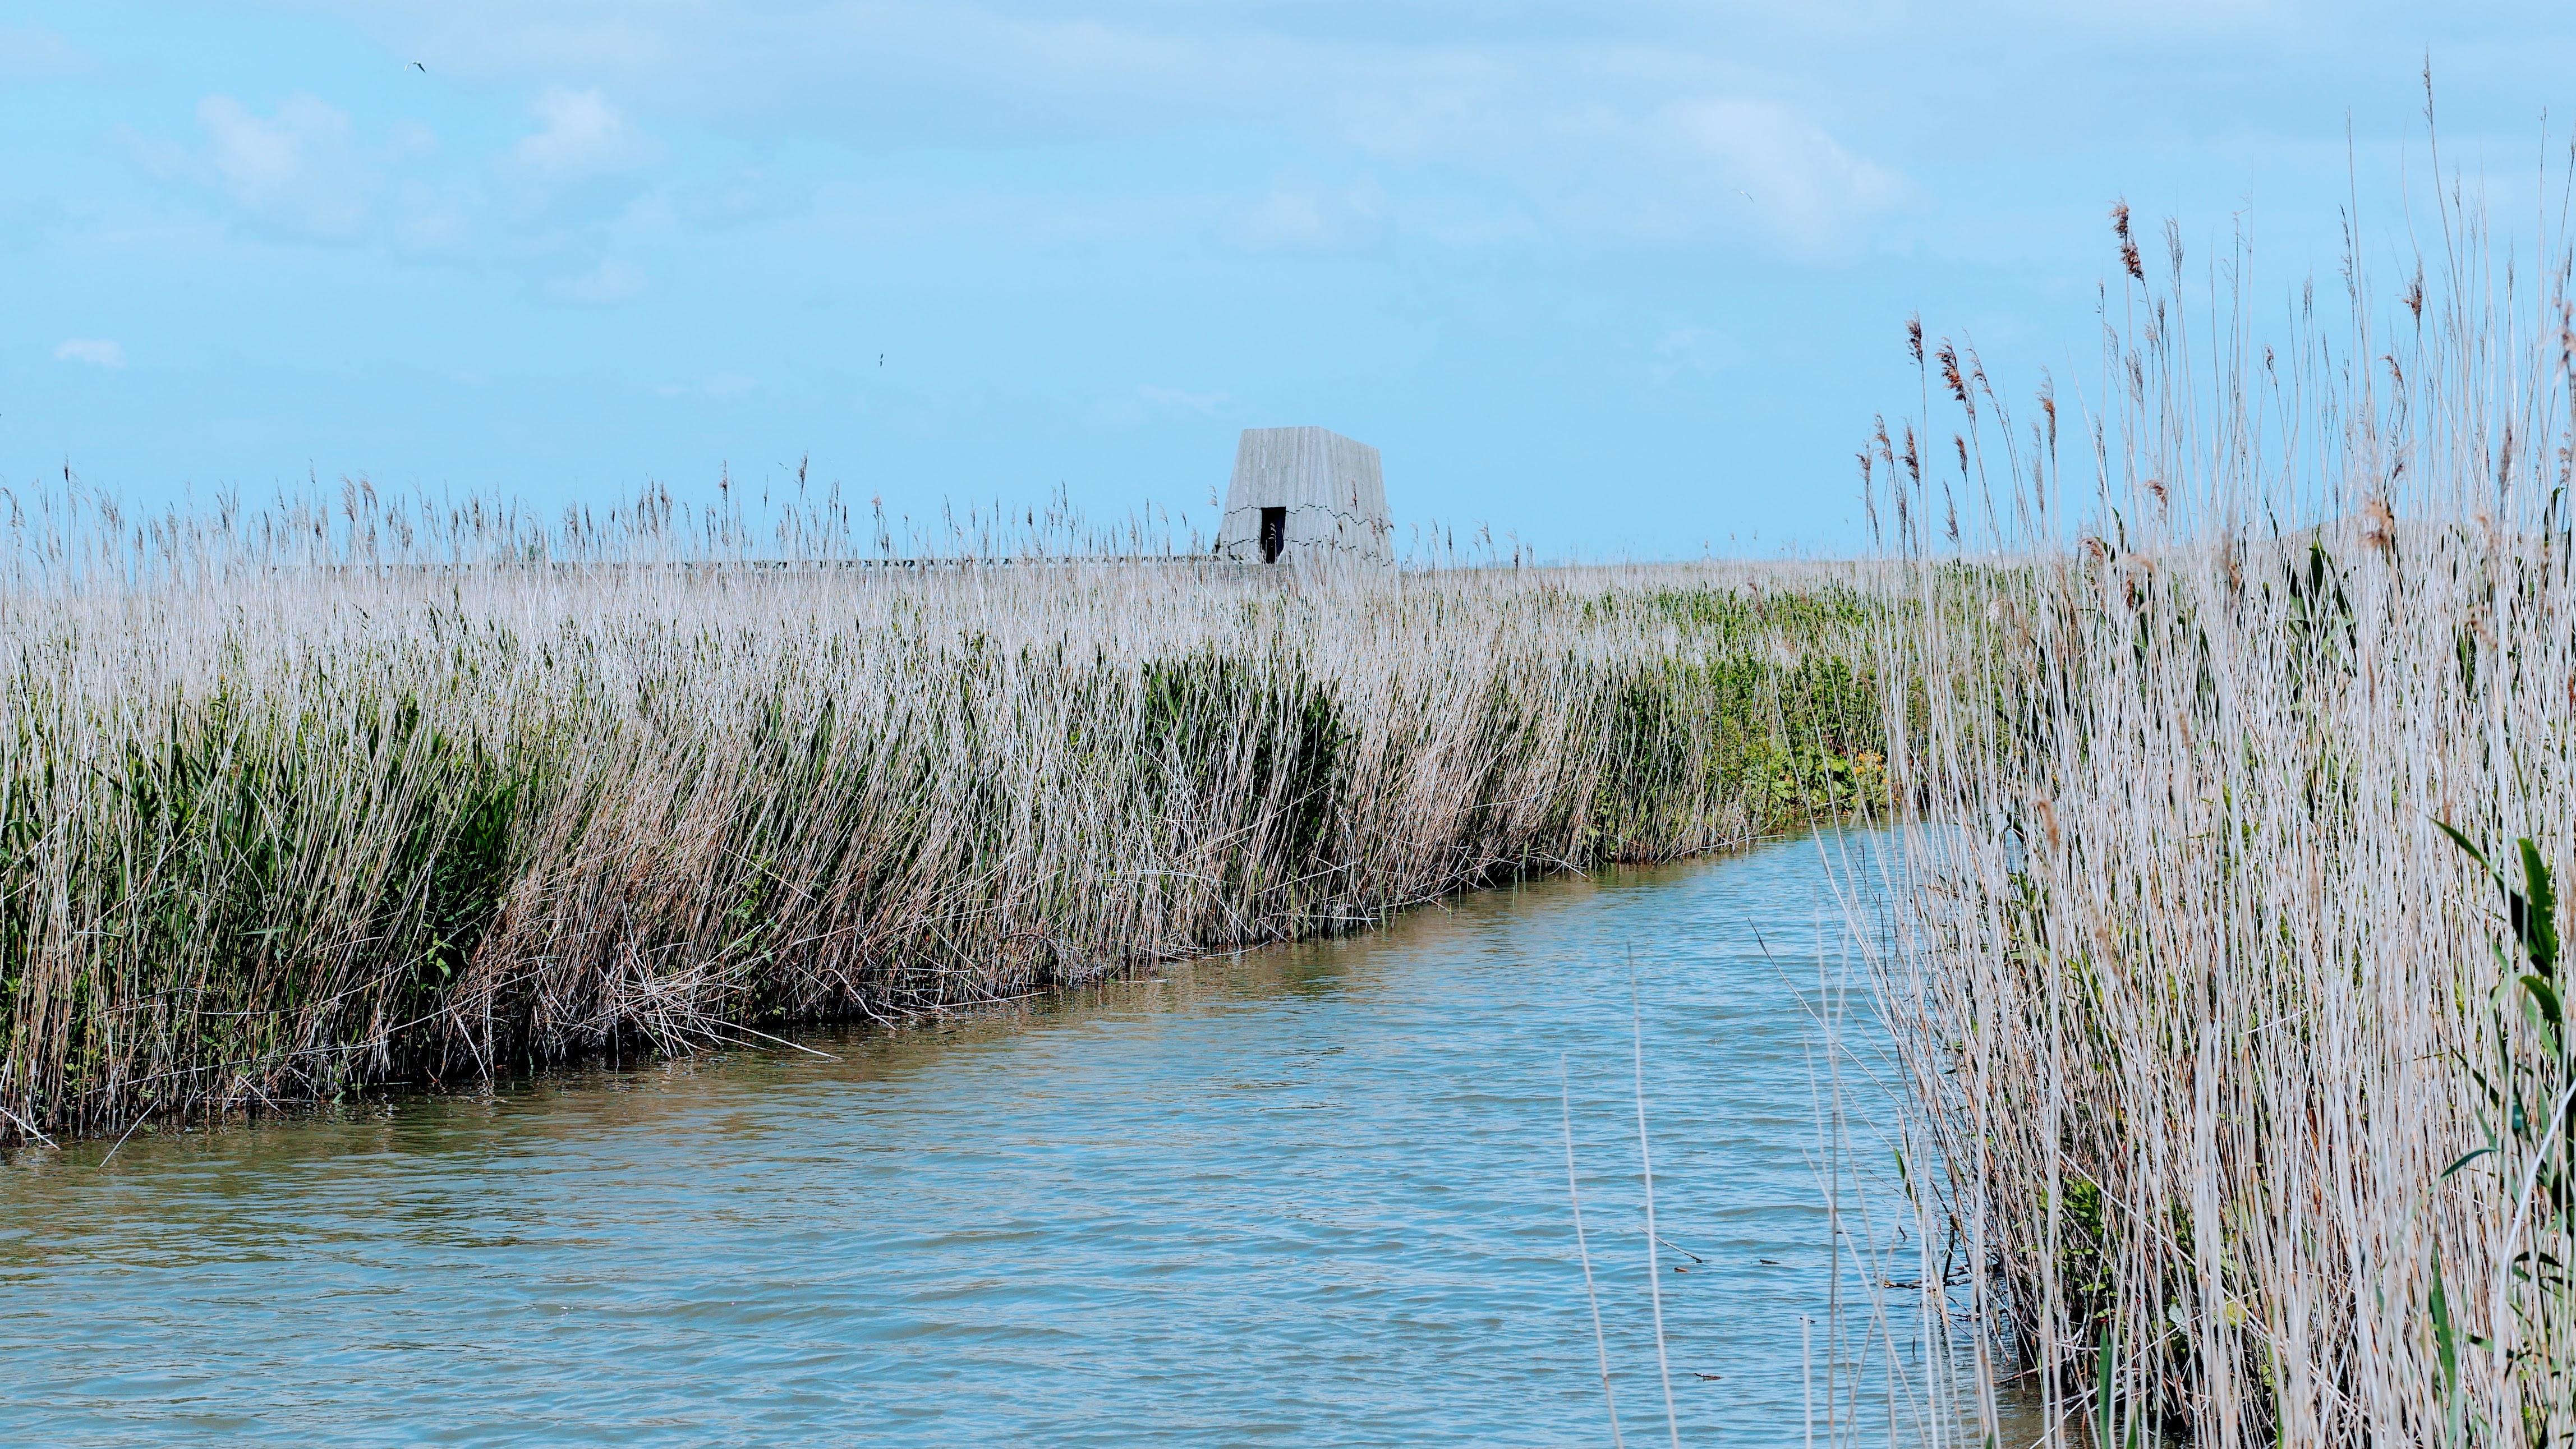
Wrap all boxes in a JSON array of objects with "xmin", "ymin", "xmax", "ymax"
[{"xmin": 268, "ymin": 554, "xmax": 1280, "ymax": 576}]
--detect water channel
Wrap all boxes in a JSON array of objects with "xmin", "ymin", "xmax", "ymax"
[{"xmin": 2, "ymin": 830, "xmax": 1978, "ymax": 1446}]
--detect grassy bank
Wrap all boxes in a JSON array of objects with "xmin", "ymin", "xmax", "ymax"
[
  {"xmin": 0, "ymin": 494, "xmax": 1881, "ymax": 1140},
  {"xmin": 1870, "ymin": 203, "xmax": 2576, "ymax": 1441}
]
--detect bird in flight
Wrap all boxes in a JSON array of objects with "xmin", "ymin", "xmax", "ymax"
[
  {"xmin": 878, "ymin": 354, "xmax": 885, "ymax": 366},
  {"xmin": 410, "ymin": 61, "xmax": 427, "ymax": 73}
]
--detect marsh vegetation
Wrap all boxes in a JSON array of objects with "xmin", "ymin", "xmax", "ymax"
[
  {"xmin": 0, "ymin": 490, "xmax": 1882, "ymax": 1142},
  {"xmin": 26, "ymin": 148, "xmax": 2576, "ymax": 1449},
  {"xmin": 1866, "ymin": 188, "xmax": 2576, "ymax": 1443}
]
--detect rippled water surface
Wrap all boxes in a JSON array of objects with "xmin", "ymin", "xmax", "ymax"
[{"xmin": 3, "ymin": 831, "xmax": 1968, "ymax": 1446}]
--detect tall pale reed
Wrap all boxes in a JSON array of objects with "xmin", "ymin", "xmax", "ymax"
[
  {"xmin": 1867, "ymin": 179, "xmax": 2576, "ymax": 1441},
  {"xmin": 0, "ymin": 481, "xmax": 1882, "ymax": 1140}
]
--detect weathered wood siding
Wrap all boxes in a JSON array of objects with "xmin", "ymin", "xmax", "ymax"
[{"xmin": 1212, "ymin": 426, "xmax": 1393, "ymax": 572}]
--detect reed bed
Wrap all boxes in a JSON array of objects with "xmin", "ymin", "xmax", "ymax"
[
  {"xmin": 1867, "ymin": 182, "xmax": 2576, "ymax": 1442},
  {"xmin": 0, "ymin": 484, "xmax": 1881, "ymax": 1142}
]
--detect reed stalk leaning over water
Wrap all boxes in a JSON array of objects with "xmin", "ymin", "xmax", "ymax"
[
  {"xmin": 1865, "ymin": 174, "xmax": 2576, "ymax": 1441},
  {"xmin": 0, "ymin": 483, "xmax": 1883, "ymax": 1140}
]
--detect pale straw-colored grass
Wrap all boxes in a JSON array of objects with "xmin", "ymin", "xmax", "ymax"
[
  {"xmin": 1866, "ymin": 153, "xmax": 2576, "ymax": 1442},
  {"xmin": 0, "ymin": 481, "xmax": 1883, "ymax": 1141}
]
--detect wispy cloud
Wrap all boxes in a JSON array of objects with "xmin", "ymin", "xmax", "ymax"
[
  {"xmin": 0, "ymin": 21, "xmax": 96, "ymax": 80},
  {"xmin": 1650, "ymin": 325, "xmax": 1739, "ymax": 384},
  {"xmin": 1654, "ymin": 96, "xmax": 1910, "ymax": 253},
  {"xmin": 553, "ymin": 257, "xmax": 648, "ymax": 302},
  {"xmin": 54, "ymin": 338, "xmax": 124, "ymax": 366},
  {"xmin": 508, "ymin": 87, "xmax": 660, "ymax": 179},
  {"xmin": 356, "ymin": 0, "xmax": 1289, "ymax": 146},
  {"xmin": 110, "ymin": 85, "xmax": 666, "ymax": 255},
  {"xmin": 1335, "ymin": 67, "xmax": 1912, "ymax": 256},
  {"xmin": 1229, "ymin": 174, "xmax": 1387, "ymax": 254},
  {"xmin": 327, "ymin": 3, "xmax": 1919, "ymax": 258},
  {"xmin": 501, "ymin": 87, "xmax": 663, "ymax": 220},
  {"xmin": 118, "ymin": 93, "xmax": 474, "ymax": 250},
  {"xmin": 1138, "ymin": 383, "xmax": 1227, "ymax": 411},
  {"xmin": 302, "ymin": 0, "xmax": 2539, "ymax": 265},
  {"xmin": 196, "ymin": 93, "xmax": 374, "ymax": 242}
]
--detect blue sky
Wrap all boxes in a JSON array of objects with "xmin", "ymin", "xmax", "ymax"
[{"xmin": 5, "ymin": 2, "xmax": 2572, "ymax": 558}]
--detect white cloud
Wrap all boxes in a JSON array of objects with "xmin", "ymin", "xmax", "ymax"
[
  {"xmin": 497, "ymin": 88, "xmax": 664, "ymax": 220},
  {"xmin": 1658, "ymin": 98, "xmax": 1911, "ymax": 254},
  {"xmin": 111, "ymin": 123, "xmax": 195, "ymax": 184},
  {"xmin": 553, "ymin": 258, "xmax": 648, "ymax": 302},
  {"xmin": 388, "ymin": 118, "xmax": 441, "ymax": 161},
  {"xmin": 54, "ymin": 338, "xmax": 125, "ymax": 367},
  {"xmin": 1650, "ymin": 325, "xmax": 1743, "ymax": 384},
  {"xmin": 509, "ymin": 88, "xmax": 659, "ymax": 178},
  {"xmin": 195, "ymin": 93, "xmax": 375, "ymax": 242},
  {"xmin": 303, "ymin": 4, "xmax": 1924, "ymax": 255},
  {"xmin": 1335, "ymin": 65, "xmax": 1911, "ymax": 256},
  {"xmin": 1138, "ymin": 383, "xmax": 1227, "ymax": 411},
  {"xmin": 678, "ymin": 168, "xmax": 808, "ymax": 228},
  {"xmin": 117, "ymin": 92, "xmax": 482, "ymax": 253},
  {"xmin": 1229, "ymin": 174, "xmax": 1387, "ymax": 254},
  {"xmin": 389, "ymin": 178, "xmax": 473, "ymax": 251},
  {"xmin": 359, "ymin": 1, "xmax": 1284, "ymax": 146},
  {"xmin": 0, "ymin": 21, "xmax": 96, "ymax": 79}
]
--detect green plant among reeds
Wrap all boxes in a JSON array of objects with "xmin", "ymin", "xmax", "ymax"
[
  {"xmin": 2436, "ymin": 826, "xmax": 2576, "ymax": 1443},
  {"xmin": 0, "ymin": 489, "xmax": 1883, "ymax": 1142}
]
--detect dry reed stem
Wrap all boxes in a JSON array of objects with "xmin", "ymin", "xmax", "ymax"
[{"xmin": 1867, "ymin": 163, "xmax": 2576, "ymax": 1444}]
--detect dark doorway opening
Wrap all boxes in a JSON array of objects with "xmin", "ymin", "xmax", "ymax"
[{"xmin": 1259, "ymin": 507, "xmax": 1286, "ymax": 564}]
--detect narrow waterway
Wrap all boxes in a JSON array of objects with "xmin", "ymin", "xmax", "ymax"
[{"xmin": 2, "ymin": 830, "xmax": 1967, "ymax": 1446}]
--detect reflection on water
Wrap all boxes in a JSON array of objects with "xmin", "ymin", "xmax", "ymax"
[{"xmin": 2, "ymin": 830, "xmax": 2007, "ymax": 1446}]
